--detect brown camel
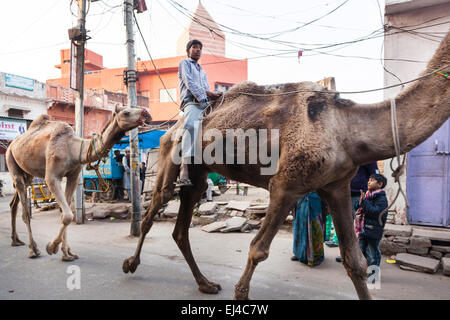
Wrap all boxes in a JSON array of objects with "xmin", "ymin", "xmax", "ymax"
[
  {"xmin": 122, "ymin": 31, "xmax": 449, "ymax": 299},
  {"xmin": 7, "ymin": 105, "xmax": 151, "ymax": 261}
]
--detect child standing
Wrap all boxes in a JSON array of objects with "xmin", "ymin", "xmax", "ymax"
[{"xmin": 354, "ymin": 173, "xmax": 388, "ymax": 268}]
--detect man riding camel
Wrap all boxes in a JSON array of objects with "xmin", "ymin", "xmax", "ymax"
[{"xmin": 176, "ymin": 39, "xmax": 222, "ymax": 186}]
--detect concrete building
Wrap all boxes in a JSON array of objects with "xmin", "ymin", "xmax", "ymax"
[
  {"xmin": 0, "ymin": 72, "xmax": 48, "ymax": 194},
  {"xmin": 383, "ymin": 0, "xmax": 450, "ymax": 227},
  {"xmin": 46, "ymin": 82, "xmax": 149, "ymax": 138},
  {"xmin": 48, "ymin": 2, "xmax": 248, "ymax": 124}
]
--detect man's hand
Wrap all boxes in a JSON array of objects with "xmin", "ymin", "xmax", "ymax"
[{"xmin": 206, "ymin": 90, "xmax": 222, "ymax": 99}]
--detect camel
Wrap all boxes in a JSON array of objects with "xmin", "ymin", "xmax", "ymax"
[
  {"xmin": 7, "ymin": 105, "xmax": 151, "ymax": 261},
  {"xmin": 122, "ymin": 31, "xmax": 449, "ymax": 300}
]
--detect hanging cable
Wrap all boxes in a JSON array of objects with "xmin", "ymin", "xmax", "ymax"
[{"xmin": 133, "ymin": 11, "xmax": 180, "ymax": 108}]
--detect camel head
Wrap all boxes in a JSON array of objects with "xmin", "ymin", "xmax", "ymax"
[{"xmin": 113, "ymin": 104, "xmax": 152, "ymax": 132}]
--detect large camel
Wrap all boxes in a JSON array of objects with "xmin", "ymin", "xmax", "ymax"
[
  {"xmin": 7, "ymin": 105, "xmax": 151, "ymax": 261},
  {"xmin": 122, "ymin": 31, "xmax": 449, "ymax": 299}
]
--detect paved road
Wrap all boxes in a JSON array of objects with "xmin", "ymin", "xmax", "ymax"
[{"xmin": 0, "ymin": 196, "xmax": 449, "ymax": 300}]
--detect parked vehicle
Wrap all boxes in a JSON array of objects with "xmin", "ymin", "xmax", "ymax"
[{"xmin": 83, "ymin": 130, "xmax": 166, "ymax": 201}]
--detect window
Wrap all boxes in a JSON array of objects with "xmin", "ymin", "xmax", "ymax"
[
  {"xmin": 159, "ymin": 88, "xmax": 177, "ymax": 103},
  {"xmin": 215, "ymin": 83, "xmax": 233, "ymax": 93},
  {"xmin": 7, "ymin": 108, "xmax": 24, "ymax": 119}
]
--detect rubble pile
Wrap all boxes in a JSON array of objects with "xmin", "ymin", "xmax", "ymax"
[
  {"xmin": 85, "ymin": 186, "xmax": 289, "ymax": 235},
  {"xmin": 193, "ymin": 200, "xmax": 268, "ymax": 233},
  {"xmin": 157, "ymin": 196, "xmax": 293, "ymax": 233},
  {"xmin": 380, "ymin": 224, "xmax": 450, "ymax": 276},
  {"xmin": 85, "ymin": 202, "xmax": 132, "ymax": 220}
]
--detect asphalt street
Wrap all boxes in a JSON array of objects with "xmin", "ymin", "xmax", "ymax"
[{"xmin": 0, "ymin": 195, "xmax": 449, "ymax": 300}]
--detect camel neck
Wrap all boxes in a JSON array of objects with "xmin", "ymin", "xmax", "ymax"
[
  {"xmin": 345, "ymin": 33, "xmax": 450, "ymax": 165},
  {"xmin": 80, "ymin": 117, "xmax": 125, "ymax": 164},
  {"xmin": 345, "ymin": 77, "xmax": 449, "ymax": 165}
]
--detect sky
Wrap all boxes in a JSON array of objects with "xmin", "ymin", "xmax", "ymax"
[{"xmin": 0, "ymin": 0, "xmax": 389, "ymax": 103}]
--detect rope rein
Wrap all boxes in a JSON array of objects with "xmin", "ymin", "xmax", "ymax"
[
  {"xmin": 233, "ymin": 63, "xmax": 450, "ymax": 97},
  {"xmin": 377, "ymin": 98, "xmax": 408, "ymax": 226},
  {"xmin": 74, "ymin": 61, "xmax": 447, "ymax": 199},
  {"xmin": 79, "ymin": 135, "xmax": 110, "ymax": 193},
  {"xmin": 137, "ymin": 62, "xmax": 449, "ymax": 131},
  {"xmin": 202, "ymin": 93, "xmax": 226, "ymax": 117}
]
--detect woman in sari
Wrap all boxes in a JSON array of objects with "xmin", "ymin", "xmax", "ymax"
[{"xmin": 291, "ymin": 192, "xmax": 325, "ymax": 267}]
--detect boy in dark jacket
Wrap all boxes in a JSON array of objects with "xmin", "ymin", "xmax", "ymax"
[
  {"xmin": 355, "ymin": 173, "xmax": 388, "ymax": 268},
  {"xmin": 351, "ymin": 163, "xmax": 379, "ymax": 218}
]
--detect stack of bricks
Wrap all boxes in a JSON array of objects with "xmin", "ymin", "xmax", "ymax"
[{"xmin": 379, "ymin": 224, "xmax": 450, "ymax": 275}]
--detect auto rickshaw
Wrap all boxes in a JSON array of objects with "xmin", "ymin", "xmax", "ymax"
[{"xmin": 29, "ymin": 177, "xmax": 55, "ymax": 208}]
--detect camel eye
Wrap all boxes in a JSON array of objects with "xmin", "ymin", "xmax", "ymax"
[{"xmin": 123, "ymin": 111, "xmax": 130, "ymax": 116}]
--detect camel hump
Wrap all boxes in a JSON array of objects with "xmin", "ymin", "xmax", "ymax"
[
  {"xmin": 226, "ymin": 81, "xmax": 259, "ymax": 95},
  {"xmin": 50, "ymin": 122, "xmax": 75, "ymax": 140},
  {"xmin": 29, "ymin": 114, "xmax": 51, "ymax": 129}
]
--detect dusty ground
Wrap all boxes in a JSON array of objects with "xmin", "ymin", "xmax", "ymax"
[{"xmin": 0, "ymin": 187, "xmax": 449, "ymax": 300}]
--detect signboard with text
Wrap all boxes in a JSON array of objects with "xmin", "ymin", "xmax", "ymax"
[
  {"xmin": 0, "ymin": 118, "xmax": 27, "ymax": 140},
  {"xmin": 5, "ymin": 73, "xmax": 34, "ymax": 91}
]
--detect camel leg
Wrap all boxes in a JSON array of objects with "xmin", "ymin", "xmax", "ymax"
[
  {"xmin": 17, "ymin": 182, "xmax": 40, "ymax": 258},
  {"xmin": 172, "ymin": 169, "xmax": 221, "ymax": 294},
  {"xmin": 10, "ymin": 192, "xmax": 25, "ymax": 246},
  {"xmin": 45, "ymin": 174, "xmax": 74, "ymax": 259},
  {"xmin": 234, "ymin": 184, "xmax": 296, "ymax": 300},
  {"xmin": 6, "ymin": 152, "xmax": 39, "ymax": 257},
  {"xmin": 123, "ymin": 160, "xmax": 178, "ymax": 274},
  {"xmin": 60, "ymin": 171, "xmax": 81, "ymax": 261},
  {"xmin": 317, "ymin": 185, "xmax": 372, "ymax": 300}
]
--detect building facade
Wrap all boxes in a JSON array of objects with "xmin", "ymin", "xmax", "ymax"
[
  {"xmin": 0, "ymin": 72, "xmax": 48, "ymax": 193},
  {"xmin": 46, "ymin": 82, "xmax": 149, "ymax": 138},
  {"xmin": 383, "ymin": 0, "xmax": 450, "ymax": 227},
  {"xmin": 48, "ymin": 2, "xmax": 248, "ymax": 124}
]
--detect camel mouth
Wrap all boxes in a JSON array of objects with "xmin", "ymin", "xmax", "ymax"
[{"xmin": 140, "ymin": 109, "xmax": 152, "ymax": 125}]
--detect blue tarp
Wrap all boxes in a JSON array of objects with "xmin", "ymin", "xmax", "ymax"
[
  {"xmin": 113, "ymin": 130, "xmax": 166, "ymax": 150},
  {"xmin": 83, "ymin": 130, "xmax": 167, "ymax": 180}
]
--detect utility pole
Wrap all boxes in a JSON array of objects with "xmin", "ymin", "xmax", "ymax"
[
  {"xmin": 69, "ymin": 0, "xmax": 88, "ymax": 224},
  {"xmin": 124, "ymin": 0, "xmax": 141, "ymax": 236}
]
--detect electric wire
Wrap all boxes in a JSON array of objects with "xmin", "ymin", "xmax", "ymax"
[
  {"xmin": 5, "ymin": 0, "xmax": 63, "ymax": 47},
  {"xmin": 211, "ymin": 0, "xmax": 345, "ymax": 19},
  {"xmin": 133, "ymin": 11, "xmax": 180, "ymax": 108},
  {"xmin": 163, "ymin": 1, "xmax": 449, "ymax": 65},
  {"xmin": 0, "ymin": 42, "xmax": 67, "ymax": 56},
  {"xmin": 168, "ymin": 0, "xmax": 351, "ymax": 41},
  {"xmin": 232, "ymin": 63, "xmax": 450, "ymax": 96},
  {"xmin": 374, "ymin": 0, "xmax": 404, "ymax": 88},
  {"xmin": 168, "ymin": 0, "xmax": 449, "ymax": 54},
  {"xmin": 130, "ymin": 1, "xmax": 449, "ymax": 130}
]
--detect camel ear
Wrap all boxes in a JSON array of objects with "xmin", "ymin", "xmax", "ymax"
[{"xmin": 114, "ymin": 104, "xmax": 125, "ymax": 114}]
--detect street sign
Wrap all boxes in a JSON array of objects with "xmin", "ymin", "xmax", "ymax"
[{"xmin": 5, "ymin": 73, "xmax": 34, "ymax": 91}]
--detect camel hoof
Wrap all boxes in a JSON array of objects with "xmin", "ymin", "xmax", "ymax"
[
  {"xmin": 233, "ymin": 285, "xmax": 250, "ymax": 300},
  {"xmin": 233, "ymin": 293, "xmax": 250, "ymax": 300},
  {"xmin": 11, "ymin": 239, "xmax": 25, "ymax": 247},
  {"xmin": 199, "ymin": 281, "xmax": 222, "ymax": 294},
  {"xmin": 68, "ymin": 249, "xmax": 79, "ymax": 259},
  {"xmin": 46, "ymin": 242, "xmax": 60, "ymax": 255},
  {"xmin": 62, "ymin": 255, "xmax": 75, "ymax": 262},
  {"xmin": 122, "ymin": 257, "xmax": 140, "ymax": 274},
  {"xmin": 28, "ymin": 249, "xmax": 41, "ymax": 259}
]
